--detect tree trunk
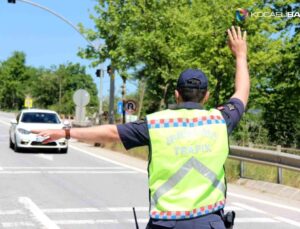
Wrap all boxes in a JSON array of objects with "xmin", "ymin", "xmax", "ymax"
[
  {"xmin": 137, "ymin": 79, "xmax": 146, "ymax": 119},
  {"xmin": 214, "ymin": 72, "xmax": 221, "ymax": 106},
  {"xmin": 159, "ymin": 82, "xmax": 169, "ymax": 110}
]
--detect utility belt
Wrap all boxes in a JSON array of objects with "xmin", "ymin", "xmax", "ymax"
[
  {"xmin": 221, "ymin": 210, "xmax": 236, "ymax": 229},
  {"xmin": 144, "ymin": 210, "xmax": 235, "ymax": 229}
]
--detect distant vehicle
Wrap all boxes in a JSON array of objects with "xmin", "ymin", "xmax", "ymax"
[{"xmin": 9, "ymin": 109, "xmax": 68, "ymax": 153}]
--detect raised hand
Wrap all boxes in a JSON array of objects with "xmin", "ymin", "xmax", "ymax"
[{"xmin": 227, "ymin": 26, "xmax": 247, "ymax": 58}]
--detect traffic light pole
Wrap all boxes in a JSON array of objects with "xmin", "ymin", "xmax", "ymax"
[
  {"xmin": 121, "ymin": 75, "xmax": 127, "ymax": 124},
  {"xmin": 96, "ymin": 69, "xmax": 104, "ymax": 124},
  {"xmin": 107, "ymin": 66, "xmax": 115, "ymax": 124}
]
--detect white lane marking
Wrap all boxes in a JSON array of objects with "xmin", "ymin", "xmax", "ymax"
[
  {"xmin": 108, "ymin": 206, "xmax": 148, "ymax": 212},
  {"xmin": 0, "ymin": 171, "xmax": 136, "ymax": 174},
  {"xmin": 70, "ymin": 145, "xmax": 147, "ymax": 174},
  {"xmin": 0, "ymin": 210, "xmax": 24, "ymax": 215},
  {"xmin": 0, "ymin": 166, "xmax": 124, "ymax": 170},
  {"xmin": 47, "ymin": 171, "xmax": 137, "ymax": 174},
  {"xmin": 0, "ymin": 171, "xmax": 42, "ymax": 174},
  {"xmin": 35, "ymin": 154, "xmax": 53, "ymax": 161},
  {"xmin": 0, "ymin": 119, "xmax": 10, "ymax": 126},
  {"xmin": 233, "ymin": 202, "xmax": 300, "ymax": 227},
  {"xmin": 43, "ymin": 208, "xmax": 102, "ymax": 213},
  {"xmin": 275, "ymin": 217, "xmax": 300, "ymax": 228},
  {"xmin": 54, "ymin": 219, "xmax": 119, "ymax": 225},
  {"xmin": 18, "ymin": 197, "xmax": 60, "ymax": 229},
  {"xmin": 232, "ymin": 202, "xmax": 267, "ymax": 214},
  {"xmin": 127, "ymin": 219, "xmax": 149, "ymax": 223},
  {"xmin": 228, "ymin": 192, "xmax": 300, "ymax": 213},
  {"xmin": 0, "ymin": 167, "xmax": 3, "ymax": 171},
  {"xmin": 224, "ymin": 206, "xmax": 245, "ymax": 211},
  {"xmin": 43, "ymin": 207, "xmax": 148, "ymax": 213},
  {"xmin": 2, "ymin": 221, "xmax": 35, "ymax": 228},
  {"xmin": 235, "ymin": 218, "xmax": 279, "ymax": 223}
]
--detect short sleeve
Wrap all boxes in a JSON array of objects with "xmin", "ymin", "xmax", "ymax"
[
  {"xmin": 216, "ymin": 98, "xmax": 245, "ymax": 135},
  {"xmin": 117, "ymin": 120, "xmax": 150, "ymax": 150}
]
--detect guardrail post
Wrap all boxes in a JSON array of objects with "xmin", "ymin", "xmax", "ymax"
[
  {"xmin": 240, "ymin": 160, "xmax": 245, "ymax": 178},
  {"xmin": 239, "ymin": 143, "xmax": 253, "ymax": 178},
  {"xmin": 276, "ymin": 145, "xmax": 283, "ymax": 184}
]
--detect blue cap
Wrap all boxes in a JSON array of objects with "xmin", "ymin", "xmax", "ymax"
[{"xmin": 177, "ymin": 69, "xmax": 208, "ymax": 90}]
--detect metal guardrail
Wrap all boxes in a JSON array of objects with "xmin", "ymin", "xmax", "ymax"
[
  {"xmin": 228, "ymin": 146, "xmax": 300, "ymax": 184},
  {"xmin": 249, "ymin": 144, "xmax": 300, "ymax": 154}
]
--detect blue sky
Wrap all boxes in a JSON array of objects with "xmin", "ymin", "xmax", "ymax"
[{"xmin": 0, "ymin": 0, "xmax": 136, "ymax": 98}]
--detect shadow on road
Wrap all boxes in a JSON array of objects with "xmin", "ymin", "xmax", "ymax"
[{"xmin": 11, "ymin": 148, "xmax": 66, "ymax": 154}]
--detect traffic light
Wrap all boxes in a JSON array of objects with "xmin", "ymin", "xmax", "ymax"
[
  {"xmin": 8, "ymin": 0, "xmax": 16, "ymax": 3},
  {"xmin": 95, "ymin": 69, "xmax": 101, "ymax": 77},
  {"xmin": 107, "ymin": 65, "xmax": 113, "ymax": 74}
]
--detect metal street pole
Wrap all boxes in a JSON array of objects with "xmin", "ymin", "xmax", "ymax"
[
  {"xmin": 59, "ymin": 74, "xmax": 62, "ymax": 114},
  {"xmin": 121, "ymin": 75, "xmax": 127, "ymax": 124},
  {"xmin": 98, "ymin": 69, "xmax": 104, "ymax": 124},
  {"xmin": 107, "ymin": 65, "xmax": 115, "ymax": 124}
]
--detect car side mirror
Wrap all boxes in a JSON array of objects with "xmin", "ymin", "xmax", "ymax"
[{"xmin": 10, "ymin": 119, "xmax": 17, "ymax": 125}]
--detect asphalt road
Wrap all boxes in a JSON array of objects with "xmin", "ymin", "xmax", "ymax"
[{"xmin": 0, "ymin": 111, "xmax": 299, "ymax": 229}]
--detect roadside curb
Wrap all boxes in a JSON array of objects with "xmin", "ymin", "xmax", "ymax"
[{"xmin": 235, "ymin": 178, "xmax": 300, "ymax": 202}]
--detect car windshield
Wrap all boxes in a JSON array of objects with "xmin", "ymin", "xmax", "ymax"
[{"xmin": 21, "ymin": 112, "xmax": 61, "ymax": 124}]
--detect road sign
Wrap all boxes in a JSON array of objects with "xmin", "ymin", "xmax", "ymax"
[
  {"xmin": 126, "ymin": 114, "xmax": 138, "ymax": 123},
  {"xmin": 117, "ymin": 101, "xmax": 123, "ymax": 114},
  {"xmin": 73, "ymin": 89, "xmax": 90, "ymax": 107},
  {"xmin": 125, "ymin": 100, "xmax": 137, "ymax": 114},
  {"xmin": 24, "ymin": 97, "xmax": 33, "ymax": 108},
  {"xmin": 73, "ymin": 89, "xmax": 90, "ymax": 124}
]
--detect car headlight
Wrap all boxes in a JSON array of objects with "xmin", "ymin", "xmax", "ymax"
[{"xmin": 17, "ymin": 128, "xmax": 31, "ymax": 135}]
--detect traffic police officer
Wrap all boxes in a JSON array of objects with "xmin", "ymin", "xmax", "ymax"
[{"xmin": 33, "ymin": 26, "xmax": 249, "ymax": 229}]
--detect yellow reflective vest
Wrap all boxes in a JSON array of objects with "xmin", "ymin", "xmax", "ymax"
[{"xmin": 147, "ymin": 108, "xmax": 229, "ymax": 220}]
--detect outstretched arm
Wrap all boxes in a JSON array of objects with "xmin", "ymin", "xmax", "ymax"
[
  {"xmin": 227, "ymin": 26, "xmax": 250, "ymax": 108},
  {"xmin": 31, "ymin": 125, "xmax": 120, "ymax": 144}
]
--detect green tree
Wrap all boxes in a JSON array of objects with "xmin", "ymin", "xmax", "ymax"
[
  {"xmin": 0, "ymin": 51, "xmax": 28, "ymax": 110},
  {"xmin": 31, "ymin": 63, "xmax": 99, "ymax": 116},
  {"xmin": 80, "ymin": 0, "xmax": 299, "ymax": 146},
  {"xmin": 0, "ymin": 52, "xmax": 99, "ymax": 117}
]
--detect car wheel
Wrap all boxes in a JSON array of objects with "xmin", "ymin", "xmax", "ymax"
[
  {"xmin": 9, "ymin": 136, "xmax": 14, "ymax": 149},
  {"xmin": 14, "ymin": 135, "xmax": 21, "ymax": 152},
  {"xmin": 60, "ymin": 147, "xmax": 68, "ymax": 154}
]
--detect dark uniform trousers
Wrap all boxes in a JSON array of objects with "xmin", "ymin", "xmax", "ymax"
[{"xmin": 146, "ymin": 212, "xmax": 226, "ymax": 229}]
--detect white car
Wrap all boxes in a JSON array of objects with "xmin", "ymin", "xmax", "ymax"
[{"xmin": 9, "ymin": 109, "xmax": 68, "ymax": 153}]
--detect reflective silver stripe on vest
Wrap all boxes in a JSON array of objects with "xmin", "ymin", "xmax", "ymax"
[{"xmin": 151, "ymin": 157, "xmax": 226, "ymax": 207}]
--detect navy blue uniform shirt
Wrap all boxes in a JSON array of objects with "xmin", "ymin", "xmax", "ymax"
[{"xmin": 117, "ymin": 98, "xmax": 244, "ymax": 150}]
